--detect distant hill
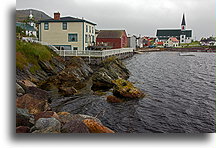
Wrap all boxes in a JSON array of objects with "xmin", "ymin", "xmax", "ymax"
[{"xmin": 16, "ymin": 9, "xmax": 52, "ymax": 22}]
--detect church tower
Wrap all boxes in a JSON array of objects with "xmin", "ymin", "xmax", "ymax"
[
  {"xmin": 181, "ymin": 13, "xmax": 186, "ymax": 31},
  {"xmin": 28, "ymin": 10, "xmax": 35, "ymax": 28}
]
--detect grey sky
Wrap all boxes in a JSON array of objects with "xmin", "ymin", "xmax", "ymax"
[{"xmin": 16, "ymin": 0, "xmax": 215, "ymax": 40}]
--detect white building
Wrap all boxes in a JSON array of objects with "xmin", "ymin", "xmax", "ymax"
[
  {"xmin": 164, "ymin": 37, "xmax": 179, "ymax": 47},
  {"xmin": 127, "ymin": 35, "xmax": 137, "ymax": 49},
  {"xmin": 16, "ymin": 10, "xmax": 37, "ymax": 37}
]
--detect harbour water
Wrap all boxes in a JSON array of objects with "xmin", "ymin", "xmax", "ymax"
[{"xmin": 51, "ymin": 52, "xmax": 215, "ymax": 133}]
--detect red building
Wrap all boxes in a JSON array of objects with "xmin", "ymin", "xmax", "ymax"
[{"xmin": 96, "ymin": 30, "xmax": 128, "ymax": 49}]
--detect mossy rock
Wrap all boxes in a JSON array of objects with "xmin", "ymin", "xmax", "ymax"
[{"xmin": 112, "ymin": 79, "xmax": 144, "ymax": 100}]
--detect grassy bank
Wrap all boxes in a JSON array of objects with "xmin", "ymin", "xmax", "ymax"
[{"xmin": 16, "ymin": 40, "xmax": 54, "ymax": 73}]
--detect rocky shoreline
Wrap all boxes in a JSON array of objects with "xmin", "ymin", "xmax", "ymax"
[{"xmin": 16, "ymin": 44, "xmax": 144, "ymax": 133}]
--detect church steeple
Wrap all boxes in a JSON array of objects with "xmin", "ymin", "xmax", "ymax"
[{"xmin": 181, "ymin": 13, "xmax": 186, "ymax": 31}]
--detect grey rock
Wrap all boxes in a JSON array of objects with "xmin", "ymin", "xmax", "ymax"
[
  {"xmin": 16, "ymin": 83, "xmax": 25, "ymax": 95},
  {"xmin": 16, "ymin": 108, "xmax": 34, "ymax": 127},
  {"xmin": 34, "ymin": 117, "xmax": 61, "ymax": 133}
]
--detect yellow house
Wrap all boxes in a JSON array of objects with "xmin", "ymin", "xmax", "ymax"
[{"xmin": 38, "ymin": 12, "xmax": 96, "ymax": 50}]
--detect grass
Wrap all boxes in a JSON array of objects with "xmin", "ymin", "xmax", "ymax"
[
  {"xmin": 16, "ymin": 40, "xmax": 53, "ymax": 72},
  {"xmin": 180, "ymin": 41, "xmax": 201, "ymax": 47}
]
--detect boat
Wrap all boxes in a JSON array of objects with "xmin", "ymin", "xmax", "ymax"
[{"xmin": 179, "ymin": 52, "xmax": 195, "ymax": 56}]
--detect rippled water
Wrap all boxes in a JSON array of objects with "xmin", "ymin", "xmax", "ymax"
[{"xmin": 51, "ymin": 52, "xmax": 215, "ymax": 133}]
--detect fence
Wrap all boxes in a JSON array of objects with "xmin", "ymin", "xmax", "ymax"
[{"xmin": 55, "ymin": 48, "xmax": 134, "ymax": 58}]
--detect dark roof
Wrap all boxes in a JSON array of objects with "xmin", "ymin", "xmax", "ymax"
[
  {"xmin": 38, "ymin": 17, "xmax": 96, "ymax": 25},
  {"xmin": 156, "ymin": 29, "xmax": 192, "ymax": 40},
  {"xmin": 181, "ymin": 14, "xmax": 186, "ymax": 25},
  {"xmin": 16, "ymin": 22, "xmax": 36, "ymax": 31},
  {"xmin": 97, "ymin": 30, "xmax": 126, "ymax": 38}
]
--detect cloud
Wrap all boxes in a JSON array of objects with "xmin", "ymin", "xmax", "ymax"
[{"xmin": 16, "ymin": 0, "xmax": 215, "ymax": 39}]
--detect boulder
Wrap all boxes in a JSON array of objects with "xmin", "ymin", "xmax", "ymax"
[
  {"xmin": 61, "ymin": 120, "xmax": 90, "ymax": 133},
  {"xmin": 38, "ymin": 60, "xmax": 56, "ymax": 76},
  {"xmin": 83, "ymin": 119, "xmax": 115, "ymax": 133},
  {"xmin": 16, "ymin": 108, "xmax": 33, "ymax": 127},
  {"xmin": 92, "ymin": 68, "xmax": 114, "ymax": 90},
  {"xmin": 58, "ymin": 86, "xmax": 77, "ymax": 96},
  {"xmin": 34, "ymin": 117, "xmax": 61, "ymax": 133},
  {"xmin": 32, "ymin": 127, "xmax": 60, "ymax": 133},
  {"xmin": 73, "ymin": 114, "xmax": 102, "ymax": 124},
  {"xmin": 16, "ymin": 126, "xmax": 30, "ymax": 133},
  {"xmin": 16, "ymin": 94, "xmax": 49, "ymax": 114},
  {"xmin": 25, "ymin": 86, "xmax": 49, "ymax": 100},
  {"xmin": 91, "ymin": 57, "xmax": 130, "ymax": 91},
  {"xmin": 34, "ymin": 111, "xmax": 59, "ymax": 121},
  {"xmin": 112, "ymin": 79, "xmax": 144, "ymax": 100},
  {"xmin": 107, "ymin": 95, "xmax": 123, "ymax": 103},
  {"xmin": 39, "ymin": 57, "xmax": 93, "ymax": 96},
  {"xmin": 57, "ymin": 112, "xmax": 70, "ymax": 116},
  {"xmin": 16, "ymin": 83, "xmax": 25, "ymax": 96},
  {"xmin": 58, "ymin": 113, "xmax": 102, "ymax": 125},
  {"xmin": 18, "ymin": 80, "xmax": 37, "ymax": 91},
  {"xmin": 58, "ymin": 113, "xmax": 74, "ymax": 124}
]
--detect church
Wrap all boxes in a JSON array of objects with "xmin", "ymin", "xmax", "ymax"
[{"xmin": 156, "ymin": 14, "xmax": 192, "ymax": 44}]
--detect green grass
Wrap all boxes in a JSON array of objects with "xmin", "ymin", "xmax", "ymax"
[
  {"xmin": 180, "ymin": 41, "xmax": 201, "ymax": 47},
  {"xmin": 16, "ymin": 40, "xmax": 53, "ymax": 72}
]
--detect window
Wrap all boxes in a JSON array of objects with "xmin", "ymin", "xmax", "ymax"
[
  {"xmin": 68, "ymin": 34, "xmax": 78, "ymax": 42},
  {"xmin": 89, "ymin": 26, "xmax": 91, "ymax": 33},
  {"xmin": 73, "ymin": 47, "xmax": 78, "ymax": 50},
  {"xmin": 85, "ymin": 34, "xmax": 88, "ymax": 43},
  {"xmin": 62, "ymin": 22, "xmax": 67, "ymax": 30},
  {"xmin": 92, "ymin": 35, "xmax": 94, "ymax": 42},
  {"xmin": 92, "ymin": 27, "xmax": 94, "ymax": 33},
  {"xmin": 86, "ymin": 25, "xmax": 88, "ymax": 32},
  {"xmin": 89, "ymin": 35, "xmax": 91, "ymax": 42},
  {"xmin": 182, "ymin": 40, "xmax": 184, "ymax": 42},
  {"xmin": 44, "ymin": 22, "xmax": 49, "ymax": 30}
]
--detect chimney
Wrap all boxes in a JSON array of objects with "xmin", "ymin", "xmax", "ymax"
[{"xmin": 54, "ymin": 12, "xmax": 60, "ymax": 20}]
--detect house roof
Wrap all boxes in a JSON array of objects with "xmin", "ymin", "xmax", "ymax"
[
  {"xmin": 97, "ymin": 30, "xmax": 126, "ymax": 39},
  {"xmin": 16, "ymin": 22, "xmax": 36, "ymax": 31},
  {"xmin": 156, "ymin": 29, "xmax": 192, "ymax": 40},
  {"xmin": 38, "ymin": 16, "xmax": 96, "ymax": 25},
  {"xmin": 169, "ymin": 37, "xmax": 179, "ymax": 42}
]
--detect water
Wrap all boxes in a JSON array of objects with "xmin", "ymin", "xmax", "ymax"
[{"xmin": 51, "ymin": 52, "xmax": 215, "ymax": 133}]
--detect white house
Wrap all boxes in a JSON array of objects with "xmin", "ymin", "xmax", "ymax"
[
  {"xmin": 164, "ymin": 37, "xmax": 179, "ymax": 47},
  {"xmin": 127, "ymin": 35, "xmax": 137, "ymax": 49},
  {"xmin": 137, "ymin": 37, "xmax": 143, "ymax": 48}
]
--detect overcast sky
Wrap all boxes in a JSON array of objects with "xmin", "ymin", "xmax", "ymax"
[{"xmin": 16, "ymin": 0, "xmax": 215, "ymax": 40}]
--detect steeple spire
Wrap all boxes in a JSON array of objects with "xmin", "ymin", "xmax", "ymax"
[
  {"xmin": 181, "ymin": 13, "xmax": 186, "ymax": 31},
  {"xmin": 29, "ymin": 10, "xmax": 33, "ymax": 19},
  {"xmin": 181, "ymin": 13, "xmax": 186, "ymax": 26}
]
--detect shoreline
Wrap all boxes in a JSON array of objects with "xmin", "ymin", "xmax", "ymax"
[{"xmin": 136, "ymin": 47, "xmax": 216, "ymax": 53}]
